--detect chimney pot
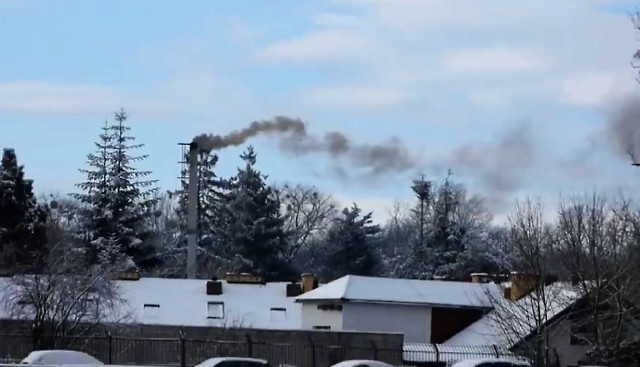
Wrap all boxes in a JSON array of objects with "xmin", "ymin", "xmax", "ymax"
[
  {"xmin": 470, "ymin": 273, "xmax": 490, "ymax": 283},
  {"xmin": 509, "ymin": 271, "xmax": 541, "ymax": 301},
  {"xmin": 301, "ymin": 273, "xmax": 316, "ymax": 293}
]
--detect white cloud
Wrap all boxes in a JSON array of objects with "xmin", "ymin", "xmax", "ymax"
[
  {"xmin": 256, "ymin": 0, "xmax": 637, "ymax": 112},
  {"xmin": 561, "ymin": 71, "xmax": 638, "ymax": 108},
  {"xmin": 255, "ymin": 30, "xmax": 374, "ymax": 64},
  {"xmin": 303, "ymin": 84, "xmax": 408, "ymax": 109},
  {"xmin": 0, "ymin": 82, "xmax": 176, "ymax": 117},
  {"xmin": 333, "ymin": 193, "xmax": 399, "ymax": 224},
  {"xmin": 442, "ymin": 48, "xmax": 547, "ymax": 75}
]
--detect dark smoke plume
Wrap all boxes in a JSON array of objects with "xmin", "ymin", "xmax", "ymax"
[
  {"xmin": 448, "ymin": 122, "xmax": 535, "ymax": 210},
  {"xmin": 606, "ymin": 95, "xmax": 640, "ymax": 163},
  {"xmin": 192, "ymin": 116, "xmax": 421, "ymax": 176}
]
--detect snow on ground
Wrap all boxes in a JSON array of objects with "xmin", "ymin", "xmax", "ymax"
[
  {"xmin": 445, "ymin": 282, "xmax": 583, "ymax": 347},
  {"xmin": 296, "ymin": 275, "xmax": 501, "ymax": 308}
]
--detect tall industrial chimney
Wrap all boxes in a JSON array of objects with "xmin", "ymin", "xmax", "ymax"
[{"xmin": 186, "ymin": 142, "xmax": 199, "ymax": 279}]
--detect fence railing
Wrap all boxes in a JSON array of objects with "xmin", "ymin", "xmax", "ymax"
[
  {"xmin": 403, "ymin": 343, "xmax": 528, "ymax": 366},
  {"xmin": 0, "ymin": 332, "xmax": 526, "ymax": 367}
]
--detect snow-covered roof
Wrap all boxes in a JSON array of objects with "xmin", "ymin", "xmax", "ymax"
[
  {"xmin": 444, "ymin": 282, "xmax": 583, "ymax": 347},
  {"xmin": 296, "ymin": 275, "xmax": 499, "ymax": 309},
  {"xmin": 0, "ymin": 276, "xmax": 301, "ymax": 330}
]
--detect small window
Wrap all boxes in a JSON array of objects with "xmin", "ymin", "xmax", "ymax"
[
  {"xmin": 143, "ymin": 304, "xmax": 160, "ymax": 319},
  {"xmin": 270, "ymin": 307, "xmax": 287, "ymax": 322},
  {"xmin": 313, "ymin": 325, "xmax": 331, "ymax": 330},
  {"xmin": 317, "ymin": 303, "xmax": 342, "ymax": 311},
  {"xmin": 207, "ymin": 301, "xmax": 224, "ymax": 319}
]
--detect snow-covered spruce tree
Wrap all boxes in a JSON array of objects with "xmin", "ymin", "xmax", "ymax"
[
  {"xmin": 72, "ymin": 122, "xmax": 117, "ymax": 265},
  {"xmin": 222, "ymin": 146, "xmax": 294, "ymax": 281},
  {"xmin": 73, "ymin": 110, "xmax": 159, "ymax": 270},
  {"xmin": 322, "ymin": 203, "xmax": 381, "ymax": 280},
  {"xmin": 108, "ymin": 109, "xmax": 159, "ymax": 270},
  {"xmin": 0, "ymin": 148, "xmax": 48, "ymax": 271}
]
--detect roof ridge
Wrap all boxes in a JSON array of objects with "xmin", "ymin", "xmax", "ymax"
[{"xmin": 341, "ymin": 275, "xmax": 353, "ymax": 299}]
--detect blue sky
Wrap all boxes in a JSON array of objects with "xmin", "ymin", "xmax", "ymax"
[{"xmin": 2, "ymin": 0, "xmax": 640, "ymax": 223}]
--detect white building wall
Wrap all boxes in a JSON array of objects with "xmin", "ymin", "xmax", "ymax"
[
  {"xmin": 342, "ymin": 303, "xmax": 432, "ymax": 343},
  {"xmin": 300, "ymin": 303, "xmax": 344, "ymax": 330},
  {"xmin": 544, "ymin": 319, "xmax": 591, "ymax": 367}
]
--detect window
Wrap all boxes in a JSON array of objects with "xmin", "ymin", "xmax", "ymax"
[
  {"xmin": 312, "ymin": 325, "xmax": 331, "ymax": 330},
  {"xmin": 317, "ymin": 303, "xmax": 342, "ymax": 311},
  {"xmin": 143, "ymin": 304, "xmax": 160, "ymax": 319},
  {"xmin": 269, "ymin": 307, "xmax": 286, "ymax": 322},
  {"xmin": 207, "ymin": 301, "xmax": 224, "ymax": 319}
]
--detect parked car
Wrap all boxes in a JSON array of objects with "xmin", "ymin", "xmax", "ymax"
[
  {"xmin": 20, "ymin": 350, "xmax": 103, "ymax": 365},
  {"xmin": 450, "ymin": 359, "xmax": 530, "ymax": 367},
  {"xmin": 194, "ymin": 357, "xmax": 271, "ymax": 367},
  {"xmin": 329, "ymin": 360, "xmax": 396, "ymax": 367}
]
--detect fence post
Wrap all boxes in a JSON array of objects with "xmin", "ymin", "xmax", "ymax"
[
  {"xmin": 245, "ymin": 334, "xmax": 253, "ymax": 357},
  {"xmin": 179, "ymin": 331, "xmax": 186, "ymax": 367},
  {"xmin": 308, "ymin": 337, "xmax": 316, "ymax": 367},
  {"xmin": 492, "ymin": 345, "xmax": 500, "ymax": 358},
  {"xmin": 31, "ymin": 324, "xmax": 37, "ymax": 351},
  {"xmin": 433, "ymin": 343, "xmax": 440, "ymax": 363},
  {"xmin": 107, "ymin": 331, "xmax": 113, "ymax": 364},
  {"xmin": 370, "ymin": 341, "xmax": 378, "ymax": 360}
]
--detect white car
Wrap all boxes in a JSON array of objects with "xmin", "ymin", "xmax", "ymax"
[
  {"xmin": 20, "ymin": 350, "xmax": 103, "ymax": 365},
  {"xmin": 194, "ymin": 357, "xmax": 271, "ymax": 367},
  {"xmin": 329, "ymin": 360, "xmax": 395, "ymax": 367},
  {"xmin": 450, "ymin": 358, "xmax": 530, "ymax": 367}
]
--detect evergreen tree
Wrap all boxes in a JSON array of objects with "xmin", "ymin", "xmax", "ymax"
[
  {"xmin": 323, "ymin": 203, "xmax": 381, "ymax": 280},
  {"xmin": 109, "ymin": 109, "xmax": 159, "ymax": 269},
  {"xmin": 72, "ymin": 122, "xmax": 116, "ymax": 265},
  {"xmin": 222, "ymin": 146, "xmax": 293, "ymax": 281},
  {"xmin": 73, "ymin": 110, "xmax": 159, "ymax": 270},
  {"xmin": 0, "ymin": 148, "xmax": 48, "ymax": 271}
]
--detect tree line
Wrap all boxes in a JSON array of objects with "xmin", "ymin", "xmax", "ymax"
[
  {"xmin": 3, "ymin": 110, "xmax": 640, "ymax": 363},
  {"xmin": 0, "ymin": 110, "xmax": 515, "ymax": 281}
]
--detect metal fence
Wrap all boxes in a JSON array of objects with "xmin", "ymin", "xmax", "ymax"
[
  {"xmin": 403, "ymin": 343, "xmax": 529, "ymax": 366},
  {"xmin": 0, "ymin": 332, "xmax": 402, "ymax": 367},
  {"xmin": 0, "ymin": 332, "xmax": 526, "ymax": 367}
]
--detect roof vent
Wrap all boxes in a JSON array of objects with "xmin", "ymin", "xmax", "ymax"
[
  {"xmin": 206, "ymin": 280, "xmax": 223, "ymax": 295},
  {"xmin": 225, "ymin": 272, "xmax": 265, "ymax": 284}
]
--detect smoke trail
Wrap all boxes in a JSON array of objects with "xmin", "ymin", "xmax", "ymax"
[
  {"xmin": 192, "ymin": 116, "xmax": 420, "ymax": 176},
  {"xmin": 605, "ymin": 95, "xmax": 640, "ymax": 162},
  {"xmin": 448, "ymin": 122, "xmax": 535, "ymax": 210},
  {"xmin": 192, "ymin": 116, "xmax": 306, "ymax": 152}
]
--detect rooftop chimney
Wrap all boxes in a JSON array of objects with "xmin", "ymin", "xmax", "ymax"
[
  {"xmin": 206, "ymin": 280, "xmax": 222, "ymax": 295},
  {"xmin": 509, "ymin": 272, "xmax": 539, "ymax": 301},
  {"xmin": 286, "ymin": 281, "xmax": 303, "ymax": 297},
  {"xmin": 470, "ymin": 273, "xmax": 491, "ymax": 283},
  {"xmin": 301, "ymin": 273, "xmax": 316, "ymax": 293}
]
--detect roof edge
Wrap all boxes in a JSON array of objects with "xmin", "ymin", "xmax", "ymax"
[{"xmin": 296, "ymin": 297, "xmax": 492, "ymax": 309}]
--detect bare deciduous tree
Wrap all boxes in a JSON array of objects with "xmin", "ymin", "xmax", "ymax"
[
  {"xmin": 277, "ymin": 184, "xmax": 337, "ymax": 261},
  {"xmin": 1, "ymin": 219, "xmax": 127, "ymax": 348},
  {"xmin": 554, "ymin": 194, "xmax": 640, "ymax": 358},
  {"xmin": 485, "ymin": 198, "xmax": 566, "ymax": 367}
]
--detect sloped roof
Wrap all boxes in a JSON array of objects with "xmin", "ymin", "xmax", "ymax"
[
  {"xmin": 296, "ymin": 275, "xmax": 498, "ymax": 308},
  {"xmin": 0, "ymin": 276, "xmax": 301, "ymax": 330},
  {"xmin": 444, "ymin": 282, "xmax": 583, "ymax": 347}
]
